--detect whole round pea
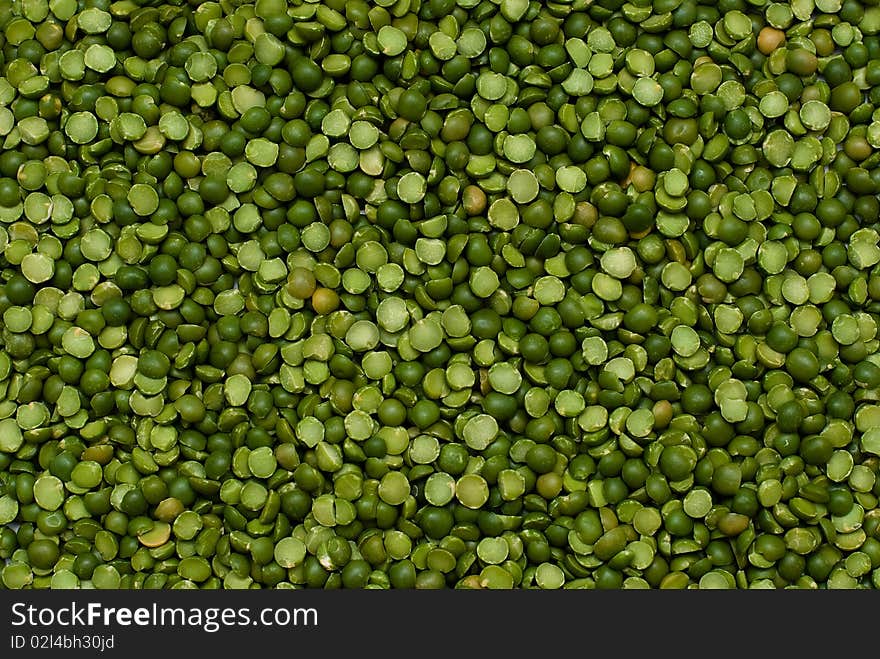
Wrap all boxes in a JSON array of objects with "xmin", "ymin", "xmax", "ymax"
[
  {"xmin": 623, "ymin": 303, "xmax": 657, "ymax": 334},
  {"xmin": 786, "ymin": 348, "xmax": 820, "ymax": 383},
  {"xmin": 149, "ymin": 254, "xmax": 178, "ymax": 286},
  {"xmin": 175, "ymin": 394, "xmax": 205, "ymax": 423},
  {"xmin": 287, "ymin": 267, "xmax": 317, "ymax": 299},
  {"xmin": 27, "ymin": 538, "xmax": 60, "ymax": 569},
  {"xmin": 659, "ymin": 445, "xmax": 697, "ymax": 481}
]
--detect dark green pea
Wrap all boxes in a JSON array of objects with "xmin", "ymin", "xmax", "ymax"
[
  {"xmin": 419, "ymin": 507, "xmax": 454, "ymax": 538},
  {"xmin": 388, "ymin": 560, "xmax": 417, "ymax": 588},
  {"xmin": 664, "ymin": 508, "xmax": 693, "ymax": 536},
  {"xmin": 800, "ymin": 436, "xmax": 832, "ymax": 466},
  {"xmin": 659, "ymin": 445, "xmax": 697, "ymax": 481},
  {"xmin": 711, "ymin": 463, "xmax": 742, "ymax": 498},
  {"xmin": 828, "ymin": 488, "xmax": 854, "ymax": 516},
  {"xmin": 623, "ymin": 304, "xmax": 657, "ymax": 334},
  {"xmin": 438, "ymin": 444, "xmax": 469, "ymax": 476},
  {"xmin": 786, "ymin": 348, "xmax": 820, "ymax": 383}
]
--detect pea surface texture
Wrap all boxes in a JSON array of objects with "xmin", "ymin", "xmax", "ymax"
[{"xmin": 2, "ymin": 0, "xmax": 880, "ymax": 591}]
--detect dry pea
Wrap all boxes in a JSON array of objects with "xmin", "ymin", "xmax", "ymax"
[{"xmin": 0, "ymin": 0, "xmax": 880, "ymax": 594}]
